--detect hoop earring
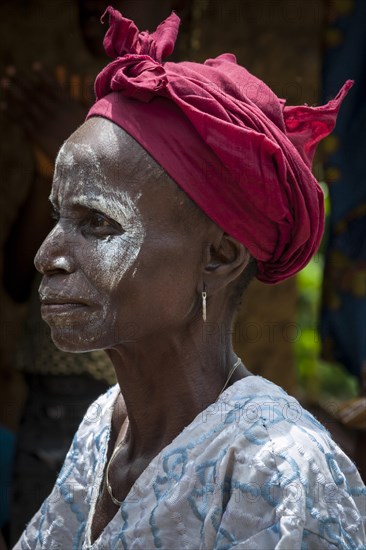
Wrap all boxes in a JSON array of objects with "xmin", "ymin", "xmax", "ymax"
[{"xmin": 202, "ymin": 290, "xmax": 207, "ymax": 322}]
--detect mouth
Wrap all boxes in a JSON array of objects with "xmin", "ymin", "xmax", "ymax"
[{"xmin": 40, "ymin": 296, "xmax": 90, "ymax": 319}]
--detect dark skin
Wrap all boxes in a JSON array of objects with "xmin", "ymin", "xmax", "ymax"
[{"xmin": 34, "ymin": 117, "xmax": 252, "ymax": 542}]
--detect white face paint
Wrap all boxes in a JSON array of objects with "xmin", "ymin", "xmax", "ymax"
[
  {"xmin": 38, "ymin": 136, "xmax": 146, "ymax": 350},
  {"xmin": 53, "ymin": 141, "xmax": 145, "ymax": 288},
  {"xmin": 36, "ymin": 116, "xmax": 203, "ymax": 354}
]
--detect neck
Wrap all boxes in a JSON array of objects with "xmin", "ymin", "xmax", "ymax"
[{"xmin": 106, "ymin": 321, "xmax": 247, "ymax": 460}]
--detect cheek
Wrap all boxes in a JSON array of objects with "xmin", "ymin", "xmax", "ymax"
[
  {"xmin": 84, "ymin": 234, "xmax": 144, "ymax": 294},
  {"xmin": 128, "ymin": 240, "xmax": 200, "ymax": 319}
]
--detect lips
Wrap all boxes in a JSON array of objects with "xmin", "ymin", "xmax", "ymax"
[
  {"xmin": 40, "ymin": 296, "xmax": 87, "ymax": 306},
  {"xmin": 39, "ymin": 293, "xmax": 91, "ymax": 321}
]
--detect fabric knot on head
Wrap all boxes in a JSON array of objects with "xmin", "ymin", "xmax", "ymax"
[
  {"xmin": 95, "ymin": 6, "xmax": 180, "ymax": 102},
  {"xmin": 95, "ymin": 54, "xmax": 168, "ymax": 102},
  {"xmin": 88, "ymin": 6, "xmax": 353, "ymax": 284}
]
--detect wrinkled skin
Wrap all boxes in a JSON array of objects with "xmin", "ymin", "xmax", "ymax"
[
  {"xmin": 34, "ymin": 117, "xmax": 251, "ymax": 540},
  {"xmin": 36, "ymin": 118, "xmax": 212, "ymax": 351}
]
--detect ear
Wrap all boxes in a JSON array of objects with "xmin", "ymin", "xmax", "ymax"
[{"xmin": 201, "ymin": 233, "xmax": 251, "ymax": 294}]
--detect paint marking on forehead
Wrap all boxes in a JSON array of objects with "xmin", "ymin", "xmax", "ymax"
[
  {"xmin": 56, "ymin": 122, "xmax": 120, "ymax": 167},
  {"xmin": 52, "ymin": 139, "xmax": 142, "ymax": 207},
  {"xmin": 54, "ymin": 141, "xmax": 104, "ymax": 177},
  {"xmin": 51, "ymin": 142, "xmax": 100, "ymax": 207}
]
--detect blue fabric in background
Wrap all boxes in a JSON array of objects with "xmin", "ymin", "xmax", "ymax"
[
  {"xmin": 320, "ymin": 0, "xmax": 366, "ymax": 379},
  {"xmin": 0, "ymin": 425, "xmax": 16, "ymax": 527}
]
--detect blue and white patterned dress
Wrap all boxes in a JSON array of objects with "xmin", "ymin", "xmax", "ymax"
[{"xmin": 15, "ymin": 376, "xmax": 366, "ymax": 549}]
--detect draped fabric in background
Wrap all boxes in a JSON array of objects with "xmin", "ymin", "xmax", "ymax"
[{"xmin": 320, "ymin": 0, "xmax": 366, "ymax": 380}]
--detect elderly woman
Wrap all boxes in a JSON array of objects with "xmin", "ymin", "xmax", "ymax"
[{"xmin": 15, "ymin": 7, "xmax": 365, "ymax": 550}]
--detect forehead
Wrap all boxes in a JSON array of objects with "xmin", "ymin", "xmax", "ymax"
[
  {"xmin": 52, "ymin": 118, "xmax": 166, "ymax": 211},
  {"xmin": 51, "ymin": 117, "xmax": 205, "ymax": 233},
  {"xmin": 53, "ymin": 118, "xmax": 151, "ymax": 197}
]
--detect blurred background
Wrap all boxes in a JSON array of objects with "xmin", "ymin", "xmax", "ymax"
[{"xmin": 0, "ymin": 0, "xmax": 365, "ymax": 546}]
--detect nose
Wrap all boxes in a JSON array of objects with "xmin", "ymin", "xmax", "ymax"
[{"xmin": 34, "ymin": 225, "xmax": 75, "ymax": 275}]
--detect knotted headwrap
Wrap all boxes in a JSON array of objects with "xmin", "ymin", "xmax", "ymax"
[{"xmin": 87, "ymin": 6, "xmax": 352, "ymax": 284}]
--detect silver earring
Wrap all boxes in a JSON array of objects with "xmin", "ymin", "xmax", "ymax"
[{"xmin": 202, "ymin": 290, "xmax": 207, "ymax": 322}]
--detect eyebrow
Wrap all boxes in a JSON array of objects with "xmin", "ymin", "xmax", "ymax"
[
  {"xmin": 70, "ymin": 196, "xmax": 119, "ymax": 219},
  {"xmin": 50, "ymin": 195, "xmax": 109, "ymax": 212},
  {"xmin": 71, "ymin": 196, "xmax": 103, "ymax": 210},
  {"xmin": 62, "ymin": 195, "xmax": 136, "ymax": 228},
  {"xmin": 49, "ymin": 189, "xmax": 138, "ymax": 228}
]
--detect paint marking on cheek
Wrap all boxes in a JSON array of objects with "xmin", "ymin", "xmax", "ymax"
[
  {"xmin": 87, "ymin": 190, "xmax": 146, "ymax": 293},
  {"xmin": 97, "ymin": 222, "xmax": 145, "ymax": 292}
]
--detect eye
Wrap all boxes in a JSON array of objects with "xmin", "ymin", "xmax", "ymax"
[
  {"xmin": 89, "ymin": 212, "xmax": 112, "ymax": 228},
  {"xmin": 83, "ymin": 210, "xmax": 123, "ymax": 237}
]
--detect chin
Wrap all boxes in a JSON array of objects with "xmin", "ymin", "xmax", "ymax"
[
  {"xmin": 50, "ymin": 326, "xmax": 106, "ymax": 354},
  {"xmin": 49, "ymin": 320, "xmax": 140, "ymax": 353}
]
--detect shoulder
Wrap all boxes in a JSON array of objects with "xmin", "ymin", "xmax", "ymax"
[
  {"xmin": 14, "ymin": 385, "xmax": 120, "ymax": 549},
  {"xmin": 214, "ymin": 376, "xmax": 366, "ymax": 547}
]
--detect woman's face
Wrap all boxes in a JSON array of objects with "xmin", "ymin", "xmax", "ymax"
[{"xmin": 35, "ymin": 118, "xmax": 209, "ymax": 352}]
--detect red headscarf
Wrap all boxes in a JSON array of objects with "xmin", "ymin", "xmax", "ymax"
[{"xmin": 87, "ymin": 7, "xmax": 352, "ymax": 284}]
